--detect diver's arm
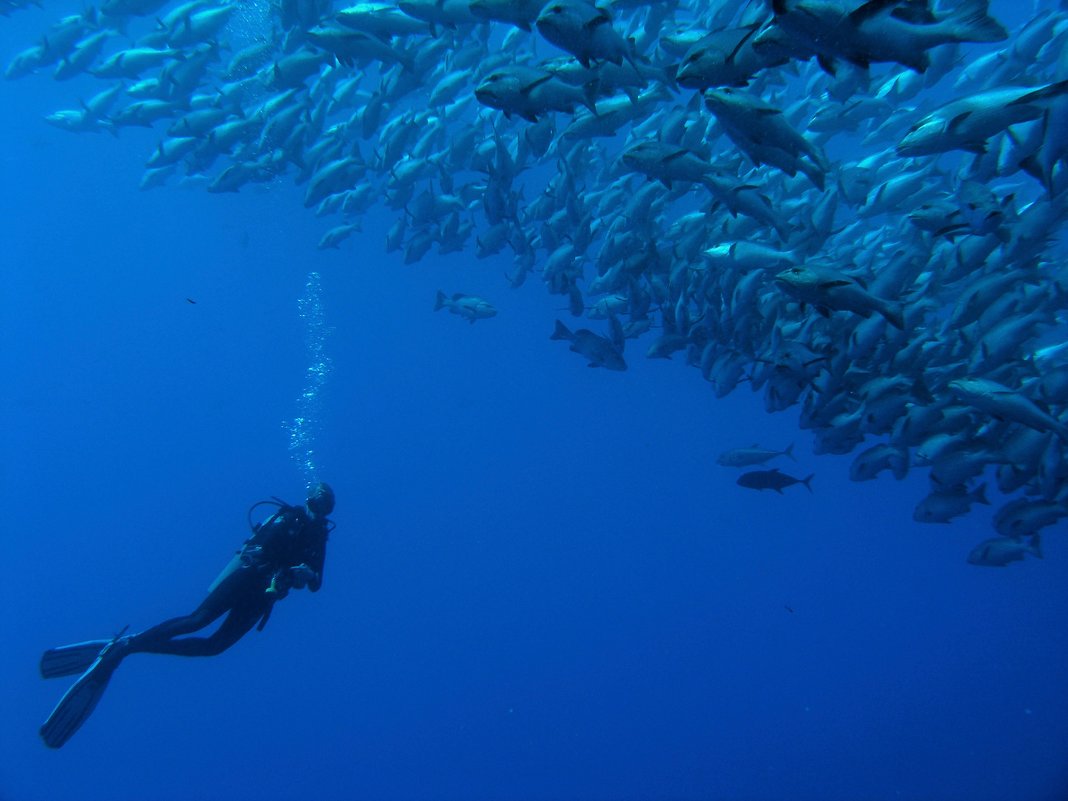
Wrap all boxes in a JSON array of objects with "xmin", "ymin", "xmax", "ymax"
[
  {"xmin": 286, "ymin": 529, "xmax": 326, "ymax": 593},
  {"xmin": 302, "ymin": 538, "xmax": 326, "ymax": 592}
]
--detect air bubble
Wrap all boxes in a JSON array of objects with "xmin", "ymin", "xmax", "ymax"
[{"xmin": 283, "ymin": 272, "xmax": 333, "ymax": 484}]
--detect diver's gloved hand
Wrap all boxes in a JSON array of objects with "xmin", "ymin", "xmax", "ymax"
[
  {"xmin": 288, "ymin": 563, "xmax": 317, "ymax": 590},
  {"xmin": 265, "ymin": 573, "xmax": 290, "ymax": 599}
]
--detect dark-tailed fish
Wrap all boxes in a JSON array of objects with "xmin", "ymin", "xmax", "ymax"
[
  {"xmin": 737, "ymin": 468, "xmax": 813, "ymax": 493},
  {"xmin": 550, "ymin": 319, "xmax": 626, "ymax": 370}
]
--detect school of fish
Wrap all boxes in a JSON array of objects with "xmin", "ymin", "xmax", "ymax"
[{"xmin": 5, "ymin": 0, "xmax": 1067, "ymax": 566}]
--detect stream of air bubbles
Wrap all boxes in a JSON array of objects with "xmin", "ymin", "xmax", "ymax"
[{"xmin": 284, "ymin": 272, "xmax": 333, "ymax": 485}]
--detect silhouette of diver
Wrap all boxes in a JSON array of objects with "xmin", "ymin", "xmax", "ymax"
[{"xmin": 39, "ymin": 482, "xmax": 335, "ymax": 748}]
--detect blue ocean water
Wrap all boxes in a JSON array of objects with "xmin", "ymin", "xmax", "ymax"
[{"xmin": 1, "ymin": 1, "xmax": 1067, "ymax": 799}]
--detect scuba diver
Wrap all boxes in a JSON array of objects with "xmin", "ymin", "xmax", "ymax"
[{"xmin": 39, "ymin": 482, "xmax": 336, "ymax": 749}]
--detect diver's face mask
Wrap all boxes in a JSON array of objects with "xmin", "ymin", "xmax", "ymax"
[{"xmin": 306, "ymin": 482, "xmax": 335, "ymax": 517}]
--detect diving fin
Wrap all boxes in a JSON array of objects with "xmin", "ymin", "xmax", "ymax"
[
  {"xmin": 40, "ymin": 640, "xmax": 111, "ymax": 679},
  {"xmin": 39, "ymin": 634, "xmax": 129, "ymax": 749}
]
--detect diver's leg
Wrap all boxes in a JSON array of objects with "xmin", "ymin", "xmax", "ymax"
[
  {"xmin": 125, "ymin": 598, "xmax": 228, "ymax": 654},
  {"xmin": 40, "ymin": 564, "xmax": 247, "ymax": 671},
  {"xmin": 132, "ymin": 604, "xmax": 265, "ymax": 657},
  {"xmin": 125, "ymin": 568, "xmax": 257, "ymax": 655}
]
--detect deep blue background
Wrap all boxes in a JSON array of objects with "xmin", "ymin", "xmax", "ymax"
[{"xmin": 2, "ymin": 2, "xmax": 1067, "ymax": 800}]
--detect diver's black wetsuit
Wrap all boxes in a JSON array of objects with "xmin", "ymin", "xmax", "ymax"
[{"xmin": 126, "ymin": 503, "xmax": 329, "ymax": 657}]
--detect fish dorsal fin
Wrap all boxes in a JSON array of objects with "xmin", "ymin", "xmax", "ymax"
[
  {"xmin": 848, "ymin": 0, "xmax": 899, "ymax": 25},
  {"xmin": 889, "ymin": 0, "xmax": 936, "ymax": 24},
  {"xmin": 1012, "ymin": 79, "xmax": 1068, "ymax": 108}
]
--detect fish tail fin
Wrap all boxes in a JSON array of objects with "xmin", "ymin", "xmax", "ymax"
[
  {"xmin": 1054, "ymin": 421, "xmax": 1068, "ymax": 444},
  {"xmin": 802, "ymin": 473, "xmax": 814, "ymax": 493},
  {"xmin": 973, "ymin": 482, "xmax": 990, "ymax": 505},
  {"xmin": 1018, "ymin": 153, "xmax": 1051, "ymax": 193},
  {"xmin": 784, "ymin": 442, "xmax": 796, "ymax": 461},
  {"xmin": 774, "ymin": 218, "xmax": 795, "ymax": 243},
  {"xmin": 948, "ymin": 0, "xmax": 1008, "ymax": 43},
  {"xmin": 581, "ymin": 79, "xmax": 599, "ymax": 116},
  {"xmin": 912, "ymin": 373, "xmax": 935, "ymax": 405},
  {"xmin": 550, "ymin": 319, "xmax": 572, "ymax": 340},
  {"xmin": 658, "ymin": 64, "xmax": 678, "ymax": 93},
  {"xmin": 798, "ymin": 160, "xmax": 825, "ymax": 190},
  {"xmin": 434, "ymin": 290, "xmax": 446, "ymax": 311},
  {"xmin": 881, "ymin": 300, "xmax": 906, "ymax": 331}
]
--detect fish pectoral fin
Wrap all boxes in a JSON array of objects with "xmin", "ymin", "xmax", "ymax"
[
  {"xmin": 519, "ymin": 74, "xmax": 552, "ymax": 95},
  {"xmin": 946, "ymin": 111, "xmax": 972, "ymax": 133},
  {"xmin": 584, "ymin": 14, "xmax": 610, "ymax": 32}
]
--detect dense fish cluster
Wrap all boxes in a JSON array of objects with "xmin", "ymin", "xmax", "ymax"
[{"xmin": 7, "ymin": 0, "xmax": 1068, "ymax": 565}]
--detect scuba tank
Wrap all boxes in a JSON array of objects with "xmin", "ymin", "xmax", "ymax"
[
  {"xmin": 206, "ymin": 498, "xmax": 293, "ymax": 595},
  {"xmin": 246, "ymin": 497, "xmax": 293, "ymax": 534}
]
